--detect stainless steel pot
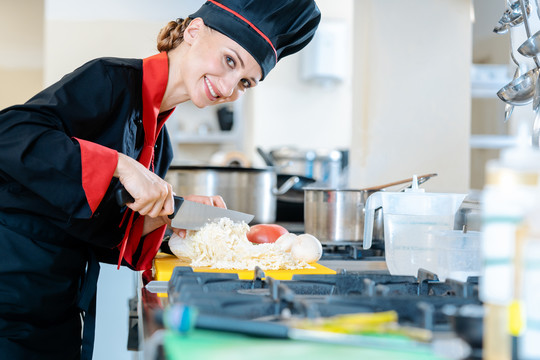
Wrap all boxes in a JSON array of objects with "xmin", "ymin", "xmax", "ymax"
[
  {"xmin": 304, "ymin": 188, "xmax": 384, "ymax": 244},
  {"xmin": 269, "ymin": 147, "xmax": 348, "ymax": 188},
  {"xmin": 165, "ymin": 166, "xmax": 297, "ymax": 224},
  {"xmin": 303, "ymin": 174, "xmax": 437, "ymax": 244}
]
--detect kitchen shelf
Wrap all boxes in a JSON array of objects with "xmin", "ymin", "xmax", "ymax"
[{"xmin": 470, "ymin": 134, "xmax": 517, "ymax": 149}]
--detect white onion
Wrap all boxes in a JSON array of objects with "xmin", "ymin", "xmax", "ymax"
[
  {"xmin": 291, "ymin": 233, "xmax": 323, "ymax": 263},
  {"xmin": 274, "ymin": 233, "xmax": 298, "ymax": 252}
]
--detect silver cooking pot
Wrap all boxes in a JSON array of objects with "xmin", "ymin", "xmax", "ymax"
[
  {"xmin": 304, "ymin": 174, "xmax": 437, "ymax": 244},
  {"xmin": 269, "ymin": 147, "xmax": 347, "ymax": 188},
  {"xmin": 304, "ymin": 188, "xmax": 384, "ymax": 244},
  {"xmin": 165, "ymin": 166, "xmax": 298, "ymax": 224}
]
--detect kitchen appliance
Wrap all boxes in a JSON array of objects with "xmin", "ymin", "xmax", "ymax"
[
  {"xmin": 116, "ymin": 189, "xmax": 254, "ymax": 229},
  {"xmin": 153, "ymin": 266, "xmax": 482, "ymax": 358},
  {"xmin": 363, "ymin": 179, "xmax": 466, "ymax": 277},
  {"xmin": 165, "ymin": 166, "xmax": 297, "ymax": 224}
]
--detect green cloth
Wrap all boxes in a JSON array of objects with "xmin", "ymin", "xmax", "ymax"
[{"xmin": 163, "ymin": 329, "xmax": 445, "ymax": 360}]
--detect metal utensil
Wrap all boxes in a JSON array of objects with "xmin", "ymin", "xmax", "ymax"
[
  {"xmin": 504, "ymin": 48, "xmax": 521, "ymax": 122},
  {"xmin": 517, "ymin": 0, "xmax": 540, "ymax": 67},
  {"xmin": 494, "ymin": 0, "xmax": 531, "ymax": 34},
  {"xmin": 533, "ymin": 108, "xmax": 540, "ymax": 147},
  {"xmin": 115, "ymin": 188, "xmax": 254, "ymax": 229},
  {"xmin": 256, "ymin": 147, "xmax": 274, "ymax": 166},
  {"xmin": 518, "ymin": 29, "xmax": 540, "ymax": 57},
  {"xmin": 497, "ymin": 67, "xmax": 539, "ymax": 105},
  {"xmin": 533, "ymin": 71, "xmax": 540, "ymax": 111}
]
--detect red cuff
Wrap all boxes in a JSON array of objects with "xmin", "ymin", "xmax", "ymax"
[
  {"xmin": 120, "ymin": 214, "xmax": 166, "ymax": 271},
  {"xmin": 138, "ymin": 225, "xmax": 166, "ymax": 270},
  {"xmin": 74, "ymin": 138, "xmax": 118, "ymax": 214}
]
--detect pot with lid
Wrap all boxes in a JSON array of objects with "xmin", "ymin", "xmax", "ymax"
[{"xmin": 269, "ymin": 147, "xmax": 348, "ymax": 188}]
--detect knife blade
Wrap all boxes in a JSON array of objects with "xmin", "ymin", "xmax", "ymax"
[{"xmin": 115, "ymin": 187, "xmax": 254, "ymax": 230}]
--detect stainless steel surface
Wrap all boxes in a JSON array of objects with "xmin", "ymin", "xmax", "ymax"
[
  {"xmin": 171, "ymin": 198, "xmax": 254, "ymax": 229},
  {"xmin": 166, "ymin": 166, "xmax": 283, "ymax": 224},
  {"xmin": 304, "ymin": 188, "xmax": 384, "ymax": 244}
]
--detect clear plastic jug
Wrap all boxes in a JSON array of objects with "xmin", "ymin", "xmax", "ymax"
[{"xmin": 363, "ymin": 176, "xmax": 466, "ymax": 277}]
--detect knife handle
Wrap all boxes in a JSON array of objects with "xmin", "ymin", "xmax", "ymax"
[
  {"xmin": 115, "ymin": 187, "xmax": 135, "ymax": 206},
  {"xmin": 170, "ymin": 196, "xmax": 184, "ymax": 219},
  {"xmin": 115, "ymin": 187, "xmax": 183, "ymax": 220}
]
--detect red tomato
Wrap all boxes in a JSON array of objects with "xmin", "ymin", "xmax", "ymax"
[{"xmin": 247, "ymin": 224, "xmax": 288, "ymax": 244}]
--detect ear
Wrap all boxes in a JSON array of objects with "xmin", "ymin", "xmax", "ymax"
[{"xmin": 183, "ymin": 17, "xmax": 206, "ymax": 45}]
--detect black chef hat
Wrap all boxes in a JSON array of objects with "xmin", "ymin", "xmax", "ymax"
[{"xmin": 190, "ymin": 0, "xmax": 321, "ymax": 80}]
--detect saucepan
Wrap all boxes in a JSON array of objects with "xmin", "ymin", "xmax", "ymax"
[{"xmin": 303, "ymin": 173, "xmax": 437, "ymax": 244}]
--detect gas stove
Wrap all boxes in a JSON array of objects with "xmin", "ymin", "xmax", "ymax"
[{"xmin": 162, "ymin": 265, "xmax": 482, "ymax": 359}]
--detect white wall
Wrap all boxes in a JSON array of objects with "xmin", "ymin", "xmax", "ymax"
[
  {"xmin": 0, "ymin": 0, "xmax": 44, "ymax": 109},
  {"xmin": 349, "ymin": 0, "xmax": 472, "ymax": 193},
  {"xmin": 246, "ymin": 0, "xmax": 354, "ymax": 166},
  {"xmin": 245, "ymin": 0, "xmax": 472, "ymax": 193}
]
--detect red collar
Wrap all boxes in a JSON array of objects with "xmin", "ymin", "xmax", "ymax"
[{"xmin": 139, "ymin": 52, "xmax": 174, "ymax": 167}]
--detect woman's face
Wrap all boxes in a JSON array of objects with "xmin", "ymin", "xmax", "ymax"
[{"xmin": 180, "ymin": 18, "xmax": 262, "ymax": 108}]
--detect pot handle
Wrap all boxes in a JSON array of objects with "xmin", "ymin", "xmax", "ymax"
[
  {"xmin": 361, "ymin": 173, "xmax": 437, "ymax": 191},
  {"xmin": 272, "ymin": 176, "xmax": 300, "ymax": 196},
  {"xmin": 363, "ymin": 192, "xmax": 383, "ymax": 249}
]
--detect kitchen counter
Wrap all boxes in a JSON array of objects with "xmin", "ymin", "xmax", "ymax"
[{"xmin": 131, "ymin": 259, "xmax": 455, "ymax": 360}]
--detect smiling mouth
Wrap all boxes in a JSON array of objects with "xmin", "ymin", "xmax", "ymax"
[{"xmin": 204, "ymin": 76, "xmax": 219, "ymax": 99}]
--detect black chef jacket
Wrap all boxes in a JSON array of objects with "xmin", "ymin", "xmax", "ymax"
[{"xmin": 0, "ymin": 52, "xmax": 174, "ymax": 359}]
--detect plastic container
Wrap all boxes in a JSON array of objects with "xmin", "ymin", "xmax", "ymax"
[
  {"xmin": 430, "ymin": 229, "xmax": 482, "ymax": 281},
  {"xmin": 363, "ymin": 175, "xmax": 466, "ymax": 277}
]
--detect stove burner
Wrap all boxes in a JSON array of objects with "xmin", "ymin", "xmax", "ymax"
[
  {"xmin": 166, "ymin": 266, "xmax": 481, "ymax": 334},
  {"xmin": 321, "ymin": 243, "xmax": 384, "ymax": 260}
]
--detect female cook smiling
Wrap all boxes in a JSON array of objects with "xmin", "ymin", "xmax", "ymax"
[{"xmin": 0, "ymin": 0, "xmax": 320, "ymax": 359}]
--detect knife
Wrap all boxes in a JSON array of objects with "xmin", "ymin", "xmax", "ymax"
[{"xmin": 115, "ymin": 187, "xmax": 254, "ymax": 230}]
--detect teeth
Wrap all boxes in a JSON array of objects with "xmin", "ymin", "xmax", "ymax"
[{"xmin": 205, "ymin": 77, "xmax": 218, "ymax": 98}]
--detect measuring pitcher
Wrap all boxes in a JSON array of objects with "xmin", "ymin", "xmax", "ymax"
[{"xmin": 363, "ymin": 180, "xmax": 466, "ymax": 277}]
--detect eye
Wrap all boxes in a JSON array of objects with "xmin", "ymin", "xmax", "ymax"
[
  {"xmin": 240, "ymin": 79, "xmax": 251, "ymax": 89},
  {"xmin": 226, "ymin": 56, "xmax": 235, "ymax": 68}
]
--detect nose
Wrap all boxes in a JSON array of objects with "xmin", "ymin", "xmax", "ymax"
[{"xmin": 219, "ymin": 74, "xmax": 239, "ymax": 98}]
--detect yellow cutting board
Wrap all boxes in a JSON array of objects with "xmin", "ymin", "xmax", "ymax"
[{"xmin": 153, "ymin": 253, "xmax": 336, "ymax": 282}]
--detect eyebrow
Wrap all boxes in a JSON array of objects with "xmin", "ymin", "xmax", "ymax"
[{"xmin": 230, "ymin": 48, "xmax": 260, "ymax": 85}]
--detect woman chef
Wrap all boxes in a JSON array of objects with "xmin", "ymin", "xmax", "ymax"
[{"xmin": 0, "ymin": 0, "xmax": 320, "ymax": 358}]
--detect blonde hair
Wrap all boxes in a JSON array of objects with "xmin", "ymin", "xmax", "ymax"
[{"xmin": 156, "ymin": 18, "xmax": 193, "ymax": 52}]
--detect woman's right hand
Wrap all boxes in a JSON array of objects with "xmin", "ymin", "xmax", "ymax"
[{"xmin": 114, "ymin": 153, "xmax": 174, "ymax": 218}]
